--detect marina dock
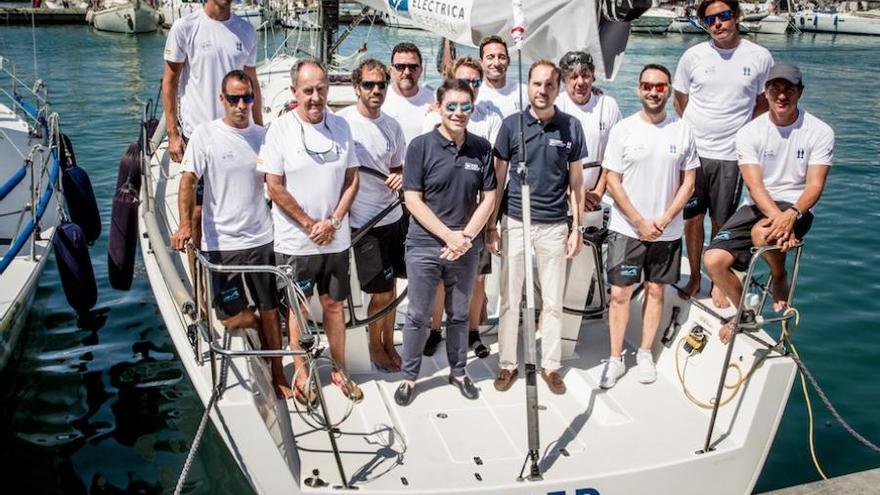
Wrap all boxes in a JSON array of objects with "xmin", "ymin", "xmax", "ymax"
[
  {"xmin": 0, "ymin": 7, "xmax": 86, "ymax": 25},
  {"xmin": 761, "ymin": 467, "xmax": 880, "ymax": 494}
]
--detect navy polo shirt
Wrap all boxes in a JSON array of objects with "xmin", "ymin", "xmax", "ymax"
[
  {"xmin": 494, "ymin": 106, "xmax": 588, "ymax": 223},
  {"xmin": 403, "ymin": 128, "xmax": 497, "ymax": 248}
]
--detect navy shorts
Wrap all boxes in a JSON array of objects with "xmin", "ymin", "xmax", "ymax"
[
  {"xmin": 207, "ymin": 242, "xmax": 278, "ymax": 321},
  {"xmin": 708, "ymin": 202, "xmax": 814, "ymax": 272},
  {"xmin": 277, "ymin": 250, "xmax": 351, "ymax": 302},
  {"xmin": 683, "ymin": 157, "xmax": 742, "ymax": 224},
  {"xmin": 606, "ymin": 232, "xmax": 682, "ymax": 286},
  {"xmin": 352, "ymin": 217, "xmax": 407, "ymax": 294}
]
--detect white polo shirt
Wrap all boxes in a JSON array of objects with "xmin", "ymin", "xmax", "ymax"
[
  {"xmin": 420, "ymin": 103, "xmax": 502, "ymax": 145},
  {"xmin": 557, "ymin": 91, "xmax": 623, "ymax": 188},
  {"xmin": 736, "ymin": 110, "xmax": 834, "ymax": 207},
  {"xmin": 604, "ymin": 113, "xmax": 700, "ymax": 241},
  {"xmin": 337, "ymin": 106, "xmax": 406, "ymax": 229},
  {"xmin": 257, "ymin": 111, "xmax": 358, "ymax": 255},
  {"xmin": 673, "ymin": 39, "xmax": 774, "ymax": 161},
  {"xmin": 477, "ymin": 78, "xmax": 527, "ymax": 119},
  {"xmin": 181, "ymin": 119, "xmax": 272, "ymax": 252},
  {"xmin": 164, "ymin": 9, "xmax": 257, "ymax": 137},
  {"xmin": 382, "ymin": 85, "xmax": 434, "ymax": 148}
]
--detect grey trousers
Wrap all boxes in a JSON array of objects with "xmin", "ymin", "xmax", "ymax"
[{"xmin": 402, "ymin": 244, "xmax": 479, "ymax": 381}]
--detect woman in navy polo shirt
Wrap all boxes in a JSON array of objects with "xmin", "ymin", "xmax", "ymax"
[{"xmin": 395, "ymin": 79, "xmax": 498, "ymax": 406}]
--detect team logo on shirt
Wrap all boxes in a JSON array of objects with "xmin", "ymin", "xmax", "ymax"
[
  {"xmin": 221, "ymin": 150, "xmax": 235, "ymax": 161},
  {"xmin": 464, "ymin": 162, "xmax": 482, "ymax": 172},
  {"xmin": 743, "ymin": 67, "xmax": 752, "ymax": 76},
  {"xmin": 796, "ymin": 148, "xmax": 805, "ymax": 159},
  {"xmin": 201, "ymin": 40, "xmax": 213, "ymax": 49},
  {"xmin": 762, "ymin": 149, "xmax": 776, "ymax": 159},
  {"xmin": 704, "ymin": 66, "xmax": 716, "ymax": 75},
  {"xmin": 548, "ymin": 138, "xmax": 572, "ymax": 150},
  {"xmin": 236, "ymin": 41, "xmax": 243, "ymax": 52},
  {"xmin": 669, "ymin": 144, "xmax": 678, "ymax": 154},
  {"xmin": 599, "ymin": 121, "xmax": 607, "ymax": 131}
]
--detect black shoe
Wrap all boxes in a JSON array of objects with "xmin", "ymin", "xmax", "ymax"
[
  {"xmin": 448, "ymin": 374, "xmax": 479, "ymax": 400},
  {"xmin": 394, "ymin": 382, "xmax": 415, "ymax": 406},
  {"xmin": 469, "ymin": 330, "xmax": 489, "ymax": 359},
  {"xmin": 423, "ymin": 330, "xmax": 442, "ymax": 356}
]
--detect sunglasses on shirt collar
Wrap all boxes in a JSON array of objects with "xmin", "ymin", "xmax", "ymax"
[
  {"xmin": 703, "ymin": 9, "xmax": 735, "ymax": 26},
  {"xmin": 223, "ymin": 93, "xmax": 255, "ymax": 105}
]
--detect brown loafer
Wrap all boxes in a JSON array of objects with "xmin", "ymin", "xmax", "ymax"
[
  {"xmin": 541, "ymin": 370, "xmax": 566, "ymax": 395},
  {"xmin": 493, "ymin": 368, "xmax": 518, "ymax": 392}
]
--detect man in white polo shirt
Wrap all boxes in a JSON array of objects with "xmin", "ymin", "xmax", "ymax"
[
  {"xmin": 258, "ymin": 59, "xmax": 362, "ymax": 405},
  {"xmin": 704, "ymin": 64, "xmax": 833, "ymax": 343},
  {"xmin": 477, "ymin": 35, "xmax": 527, "ymax": 119},
  {"xmin": 673, "ymin": 0, "xmax": 774, "ymax": 306},
  {"xmin": 600, "ymin": 64, "xmax": 699, "ymax": 389},
  {"xmin": 338, "ymin": 59, "xmax": 407, "ymax": 373},
  {"xmin": 170, "ymin": 71, "xmax": 287, "ymax": 399},
  {"xmin": 557, "ymin": 50, "xmax": 623, "ymax": 211},
  {"xmin": 384, "ymin": 42, "xmax": 434, "ymax": 148}
]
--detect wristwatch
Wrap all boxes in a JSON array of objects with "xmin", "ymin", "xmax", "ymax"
[
  {"xmin": 329, "ymin": 215, "xmax": 341, "ymax": 230},
  {"xmin": 789, "ymin": 206, "xmax": 803, "ymax": 220}
]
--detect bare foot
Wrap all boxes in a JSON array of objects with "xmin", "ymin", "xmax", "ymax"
[
  {"xmin": 385, "ymin": 345, "xmax": 402, "ymax": 370},
  {"xmin": 370, "ymin": 345, "xmax": 397, "ymax": 372},
  {"xmin": 718, "ymin": 321, "xmax": 735, "ymax": 344},
  {"xmin": 711, "ymin": 285, "xmax": 731, "ymax": 309},
  {"xmin": 682, "ymin": 275, "xmax": 701, "ymax": 298},
  {"xmin": 274, "ymin": 382, "xmax": 294, "ymax": 400},
  {"xmin": 771, "ymin": 275, "xmax": 790, "ymax": 312}
]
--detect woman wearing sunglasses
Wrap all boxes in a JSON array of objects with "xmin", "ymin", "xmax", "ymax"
[{"xmin": 394, "ymin": 79, "xmax": 498, "ymax": 406}]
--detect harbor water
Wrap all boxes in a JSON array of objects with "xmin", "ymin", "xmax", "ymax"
[{"xmin": 0, "ymin": 23, "xmax": 878, "ymax": 494}]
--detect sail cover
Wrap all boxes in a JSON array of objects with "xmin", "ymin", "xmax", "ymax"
[{"xmin": 356, "ymin": 0, "xmax": 635, "ymax": 80}]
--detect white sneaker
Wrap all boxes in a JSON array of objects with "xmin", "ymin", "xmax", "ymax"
[
  {"xmin": 637, "ymin": 349, "xmax": 657, "ymax": 384},
  {"xmin": 599, "ymin": 357, "xmax": 626, "ymax": 389}
]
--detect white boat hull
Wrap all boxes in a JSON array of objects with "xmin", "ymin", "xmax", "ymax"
[
  {"xmin": 795, "ymin": 10, "xmax": 880, "ymax": 36},
  {"xmin": 159, "ymin": 0, "xmax": 202, "ymax": 28},
  {"xmin": 138, "ymin": 53, "xmax": 799, "ymax": 495},
  {"xmin": 668, "ymin": 16, "xmax": 706, "ymax": 33},
  {"xmin": 744, "ymin": 14, "xmax": 790, "ymax": 34},
  {"xmin": 90, "ymin": 2, "xmax": 160, "ymax": 34},
  {"xmin": 632, "ymin": 7, "xmax": 675, "ymax": 34}
]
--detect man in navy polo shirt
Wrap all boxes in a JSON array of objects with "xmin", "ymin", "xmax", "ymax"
[
  {"xmin": 488, "ymin": 60, "xmax": 586, "ymax": 396},
  {"xmin": 394, "ymin": 79, "xmax": 498, "ymax": 406}
]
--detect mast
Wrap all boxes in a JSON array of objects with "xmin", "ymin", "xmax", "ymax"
[{"xmin": 319, "ymin": 0, "xmax": 340, "ymax": 63}]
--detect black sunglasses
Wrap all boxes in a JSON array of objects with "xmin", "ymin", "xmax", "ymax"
[
  {"xmin": 360, "ymin": 80, "xmax": 388, "ymax": 90},
  {"xmin": 224, "ymin": 93, "xmax": 255, "ymax": 105},
  {"xmin": 392, "ymin": 63, "xmax": 421, "ymax": 72},
  {"xmin": 703, "ymin": 9, "xmax": 735, "ymax": 26}
]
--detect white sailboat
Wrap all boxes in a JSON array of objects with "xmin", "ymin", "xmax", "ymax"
[
  {"xmin": 795, "ymin": 9, "xmax": 880, "ymax": 36},
  {"xmin": 138, "ymin": 1, "xmax": 806, "ymax": 493},
  {"xmin": 632, "ymin": 6, "xmax": 676, "ymax": 34},
  {"xmin": 88, "ymin": 0, "xmax": 161, "ymax": 34},
  {"xmin": 0, "ymin": 57, "xmax": 63, "ymax": 374},
  {"xmin": 234, "ymin": 0, "xmax": 271, "ymax": 30},
  {"xmin": 743, "ymin": 13, "xmax": 790, "ymax": 34},
  {"xmin": 158, "ymin": 0, "xmax": 203, "ymax": 28}
]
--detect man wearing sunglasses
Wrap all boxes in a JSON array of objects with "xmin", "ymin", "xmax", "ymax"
[
  {"xmin": 705, "ymin": 64, "xmax": 833, "ymax": 343},
  {"xmin": 171, "ymin": 71, "xmax": 286, "ymax": 399},
  {"xmin": 673, "ymin": 0, "xmax": 774, "ymax": 306},
  {"xmin": 420, "ymin": 56, "xmax": 503, "ymax": 361},
  {"xmin": 338, "ymin": 59, "xmax": 407, "ymax": 373},
  {"xmin": 477, "ymin": 35, "xmax": 527, "ymax": 119},
  {"xmin": 489, "ymin": 61, "xmax": 586, "ymax": 396},
  {"xmin": 384, "ymin": 43, "xmax": 435, "ymax": 149},
  {"xmin": 600, "ymin": 64, "xmax": 699, "ymax": 389},
  {"xmin": 557, "ymin": 50, "xmax": 623, "ymax": 212},
  {"xmin": 258, "ymin": 59, "xmax": 362, "ymax": 405},
  {"xmin": 395, "ymin": 79, "xmax": 497, "ymax": 406}
]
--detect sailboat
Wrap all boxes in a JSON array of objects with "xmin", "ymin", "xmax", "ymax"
[
  {"xmin": 137, "ymin": 1, "xmax": 806, "ymax": 493},
  {"xmin": 794, "ymin": 8, "xmax": 880, "ymax": 36},
  {"xmin": 88, "ymin": 0, "xmax": 161, "ymax": 34},
  {"xmin": 158, "ymin": 0, "xmax": 203, "ymax": 28}
]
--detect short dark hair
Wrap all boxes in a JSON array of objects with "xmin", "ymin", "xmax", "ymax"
[
  {"xmin": 479, "ymin": 35, "xmax": 508, "ymax": 59},
  {"xmin": 221, "ymin": 69, "xmax": 252, "ymax": 94},
  {"xmin": 436, "ymin": 78, "xmax": 474, "ymax": 104},
  {"xmin": 697, "ymin": 0, "xmax": 741, "ymax": 19},
  {"xmin": 528, "ymin": 60, "xmax": 562, "ymax": 86},
  {"xmin": 290, "ymin": 58, "xmax": 327, "ymax": 87},
  {"xmin": 391, "ymin": 42, "xmax": 422, "ymax": 66},
  {"xmin": 352, "ymin": 58, "xmax": 389, "ymax": 87},
  {"xmin": 639, "ymin": 63, "xmax": 672, "ymax": 83}
]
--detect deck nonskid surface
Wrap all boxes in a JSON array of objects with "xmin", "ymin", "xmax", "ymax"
[{"xmin": 285, "ymin": 321, "xmax": 722, "ymax": 491}]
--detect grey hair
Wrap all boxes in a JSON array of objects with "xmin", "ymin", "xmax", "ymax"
[{"xmin": 289, "ymin": 58, "xmax": 328, "ymax": 88}]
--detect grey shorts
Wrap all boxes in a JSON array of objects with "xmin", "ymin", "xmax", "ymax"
[
  {"xmin": 207, "ymin": 242, "xmax": 278, "ymax": 321},
  {"xmin": 683, "ymin": 157, "xmax": 743, "ymax": 224},
  {"xmin": 276, "ymin": 250, "xmax": 351, "ymax": 302},
  {"xmin": 606, "ymin": 232, "xmax": 682, "ymax": 286}
]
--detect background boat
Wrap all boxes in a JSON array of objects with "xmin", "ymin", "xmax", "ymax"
[
  {"xmin": 795, "ymin": 9, "xmax": 880, "ymax": 36},
  {"xmin": 88, "ymin": 0, "xmax": 161, "ymax": 34},
  {"xmin": 743, "ymin": 13, "xmax": 791, "ymax": 34},
  {"xmin": 158, "ymin": 0, "xmax": 203, "ymax": 28},
  {"xmin": 632, "ymin": 6, "xmax": 676, "ymax": 34}
]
